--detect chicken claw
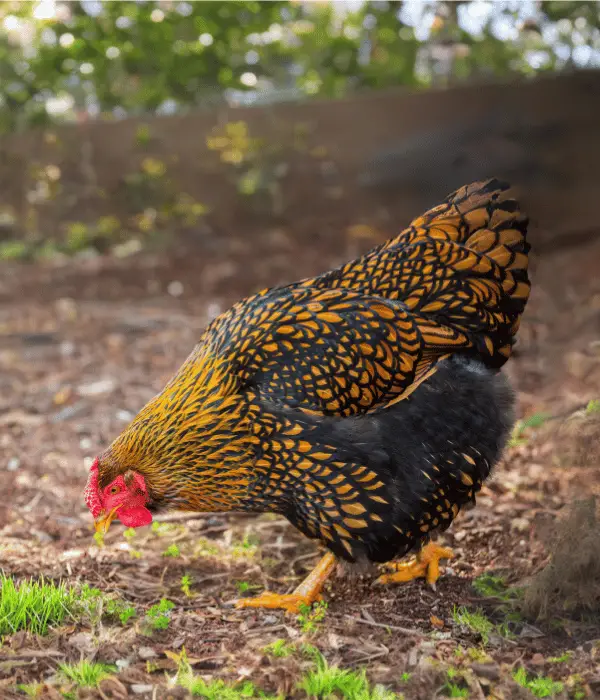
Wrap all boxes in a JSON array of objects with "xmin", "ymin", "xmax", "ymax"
[
  {"xmin": 376, "ymin": 542, "xmax": 454, "ymax": 587},
  {"xmin": 235, "ymin": 551, "xmax": 337, "ymax": 614},
  {"xmin": 235, "ymin": 591, "xmax": 318, "ymax": 615}
]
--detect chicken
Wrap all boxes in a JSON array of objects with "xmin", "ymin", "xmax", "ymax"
[{"xmin": 85, "ymin": 179, "xmax": 530, "ymax": 613}]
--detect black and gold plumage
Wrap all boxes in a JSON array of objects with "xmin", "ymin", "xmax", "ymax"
[{"xmin": 89, "ymin": 179, "xmax": 530, "ymax": 612}]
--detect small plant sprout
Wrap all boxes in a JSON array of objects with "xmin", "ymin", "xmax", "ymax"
[
  {"xmin": 297, "ymin": 600, "xmax": 328, "ymax": 635},
  {"xmin": 122, "ymin": 526, "xmax": 142, "ymax": 558},
  {"xmin": 508, "ymin": 411, "xmax": 552, "ymax": 447},
  {"xmin": 145, "ymin": 598, "xmax": 175, "ymax": 631},
  {"xmin": 58, "ymin": 660, "xmax": 116, "ymax": 688},
  {"xmin": 163, "ymin": 543, "xmax": 181, "ymax": 557},
  {"xmin": 585, "ymin": 398, "xmax": 600, "ymax": 415},
  {"xmin": 263, "ymin": 639, "xmax": 295, "ymax": 658},
  {"xmin": 512, "ymin": 667, "xmax": 564, "ymax": 698},
  {"xmin": 180, "ymin": 574, "xmax": 193, "ymax": 597},
  {"xmin": 151, "ymin": 521, "xmax": 182, "ymax": 537},
  {"xmin": 231, "ymin": 533, "xmax": 259, "ymax": 559},
  {"xmin": 547, "ymin": 651, "xmax": 572, "ymax": 663}
]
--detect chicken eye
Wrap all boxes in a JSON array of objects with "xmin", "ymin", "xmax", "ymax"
[{"xmin": 110, "ymin": 486, "xmax": 120, "ymax": 495}]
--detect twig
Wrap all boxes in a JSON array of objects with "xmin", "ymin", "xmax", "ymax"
[
  {"xmin": 345, "ymin": 649, "xmax": 389, "ymax": 666},
  {"xmin": 343, "ymin": 614, "xmax": 423, "ymax": 636}
]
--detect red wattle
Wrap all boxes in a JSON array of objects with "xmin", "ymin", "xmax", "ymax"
[{"xmin": 117, "ymin": 506, "xmax": 153, "ymax": 528}]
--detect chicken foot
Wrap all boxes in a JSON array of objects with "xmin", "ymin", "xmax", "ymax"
[
  {"xmin": 235, "ymin": 551, "xmax": 337, "ymax": 614},
  {"xmin": 376, "ymin": 542, "xmax": 454, "ymax": 587}
]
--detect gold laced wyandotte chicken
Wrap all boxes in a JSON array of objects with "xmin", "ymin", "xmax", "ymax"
[{"xmin": 85, "ymin": 179, "xmax": 530, "ymax": 613}]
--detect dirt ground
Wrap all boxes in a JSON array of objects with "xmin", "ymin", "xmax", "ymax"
[{"xmin": 1, "ymin": 220, "xmax": 600, "ymax": 699}]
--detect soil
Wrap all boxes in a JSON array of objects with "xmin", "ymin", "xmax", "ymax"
[{"xmin": 1, "ymin": 222, "xmax": 600, "ymax": 699}]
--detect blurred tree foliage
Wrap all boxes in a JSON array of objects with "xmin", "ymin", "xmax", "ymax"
[{"xmin": 0, "ymin": 0, "xmax": 599, "ymax": 133}]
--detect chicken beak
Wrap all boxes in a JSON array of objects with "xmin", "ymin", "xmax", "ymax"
[{"xmin": 94, "ymin": 506, "xmax": 122, "ymax": 534}]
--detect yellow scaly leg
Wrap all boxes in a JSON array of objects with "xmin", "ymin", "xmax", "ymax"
[
  {"xmin": 235, "ymin": 551, "xmax": 337, "ymax": 614},
  {"xmin": 376, "ymin": 542, "xmax": 454, "ymax": 587}
]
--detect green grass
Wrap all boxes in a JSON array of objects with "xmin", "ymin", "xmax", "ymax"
[
  {"xmin": 512, "ymin": 668, "xmax": 564, "ymax": 698},
  {"xmin": 472, "ymin": 573, "xmax": 508, "ymax": 598},
  {"xmin": 508, "ymin": 411, "xmax": 552, "ymax": 447},
  {"xmin": 58, "ymin": 660, "xmax": 116, "ymax": 688},
  {"xmin": 175, "ymin": 652, "xmax": 281, "ymax": 698},
  {"xmin": 16, "ymin": 683, "xmax": 44, "ymax": 697},
  {"xmin": 547, "ymin": 651, "xmax": 572, "ymax": 663},
  {"xmin": 298, "ymin": 647, "xmax": 397, "ymax": 700},
  {"xmin": 263, "ymin": 639, "xmax": 296, "ymax": 658},
  {"xmin": 472, "ymin": 573, "xmax": 524, "ymax": 602},
  {"xmin": 452, "ymin": 607, "xmax": 495, "ymax": 645},
  {"xmin": 443, "ymin": 683, "xmax": 469, "ymax": 698},
  {"xmin": 0, "ymin": 575, "xmax": 78, "ymax": 636},
  {"xmin": 0, "ymin": 575, "xmax": 138, "ymax": 637}
]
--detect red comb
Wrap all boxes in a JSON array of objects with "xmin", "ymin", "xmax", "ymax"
[{"xmin": 84, "ymin": 457, "xmax": 103, "ymax": 517}]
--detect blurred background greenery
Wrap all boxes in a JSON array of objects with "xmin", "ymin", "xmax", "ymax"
[
  {"xmin": 1, "ymin": 0, "xmax": 599, "ymax": 133},
  {"xmin": 1, "ymin": 0, "xmax": 599, "ymax": 262}
]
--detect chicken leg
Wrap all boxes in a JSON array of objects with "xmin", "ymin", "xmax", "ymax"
[
  {"xmin": 376, "ymin": 542, "xmax": 454, "ymax": 587},
  {"xmin": 235, "ymin": 551, "xmax": 337, "ymax": 614}
]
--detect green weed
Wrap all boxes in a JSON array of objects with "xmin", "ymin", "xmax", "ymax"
[
  {"xmin": 151, "ymin": 521, "xmax": 183, "ymax": 537},
  {"xmin": 547, "ymin": 651, "xmax": 572, "ymax": 663},
  {"xmin": 58, "ymin": 660, "xmax": 115, "ymax": 688},
  {"xmin": 452, "ymin": 606, "xmax": 495, "ymax": 645},
  {"xmin": 297, "ymin": 600, "xmax": 328, "ymax": 635},
  {"xmin": 78, "ymin": 584, "xmax": 136, "ymax": 626},
  {"xmin": 585, "ymin": 399, "xmax": 600, "ymax": 415},
  {"xmin": 472, "ymin": 573, "xmax": 507, "ymax": 597},
  {"xmin": 16, "ymin": 683, "xmax": 44, "ymax": 697},
  {"xmin": 181, "ymin": 574, "xmax": 193, "ymax": 597},
  {"xmin": 0, "ymin": 241, "xmax": 30, "ymax": 261},
  {"xmin": 174, "ymin": 651, "xmax": 281, "ymax": 698},
  {"xmin": 512, "ymin": 667, "xmax": 564, "ymax": 697},
  {"xmin": 231, "ymin": 534, "xmax": 259, "ymax": 559},
  {"xmin": 509, "ymin": 412, "xmax": 552, "ymax": 447},
  {"xmin": 472, "ymin": 572, "xmax": 524, "ymax": 602},
  {"xmin": 163, "ymin": 543, "xmax": 181, "ymax": 557},
  {"xmin": 195, "ymin": 537, "xmax": 220, "ymax": 557},
  {"xmin": 263, "ymin": 639, "xmax": 295, "ymax": 658},
  {"xmin": 145, "ymin": 598, "xmax": 175, "ymax": 631}
]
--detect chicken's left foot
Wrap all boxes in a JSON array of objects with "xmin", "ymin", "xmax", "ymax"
[
  {"xmin": 376, "ymin": 542, "xmax": 454, "ymax": 587},
  {"xmin": 234, "ymin": 551, "xmax": 337, "ymax": 615}
]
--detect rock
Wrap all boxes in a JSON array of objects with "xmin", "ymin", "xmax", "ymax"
[
  {"xmin": 131, "ymin": 684, "xmax": 154, "ymax": 695},
  {"xmin": 138, "ymin": 646, "xmax": 158, "ymax": 660},
  {"xmin": 77, "ymin": 378, "xmax": 117, "ymax": 397}
]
